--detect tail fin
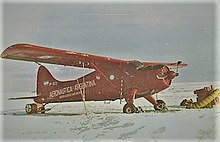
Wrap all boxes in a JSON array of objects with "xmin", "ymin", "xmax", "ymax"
[{"xmin": 37, "ymin": 65, "xmax": 58, "ymax": 96}]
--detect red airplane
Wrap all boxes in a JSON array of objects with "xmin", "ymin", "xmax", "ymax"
[{"xmin": 1, "ymin": 43, "xmax": 187, "ymax": 114}]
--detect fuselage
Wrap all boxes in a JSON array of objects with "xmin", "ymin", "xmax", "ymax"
[{"xmin": 34, "ymin": 64, "xmax": 177, "ymax": 104}]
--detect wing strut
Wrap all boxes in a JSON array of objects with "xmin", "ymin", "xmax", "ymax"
[
  {"xmin": 119, "ymin": 79, "xmax": 124, "ymax": 104},
  {"xmin": 77, "ymin": 62, "xmax": 89, "ymax": 116},
  {"xmin": 35, "ymin": 61, "xmax": 42, "ymax": 66},
  {"xmin": 91, "ymin": 63, "xmax": 118, "ymax": 91}
]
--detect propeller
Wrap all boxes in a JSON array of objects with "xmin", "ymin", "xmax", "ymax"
[{"xmin": 176, "ymin": 60, "xmax": 182, "ymax": 73}]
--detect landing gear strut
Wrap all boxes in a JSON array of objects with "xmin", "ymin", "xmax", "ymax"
[
  {"xmin": 25, "ymin": 103, "xmax": 45, "ymax": 114},
  {"xmin": 123, "ymin": 88, "xmax": 140, "ymax": 114}
]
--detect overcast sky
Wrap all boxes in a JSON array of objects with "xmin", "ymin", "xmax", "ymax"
[{"xmin": 1, "ymin": 2, "xmax": 217, "ymax": 92}]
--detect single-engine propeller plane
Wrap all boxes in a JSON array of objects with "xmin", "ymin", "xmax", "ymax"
[{"xmin": 1, "ymin": 43, "xmax": 187, "ymax": 114}]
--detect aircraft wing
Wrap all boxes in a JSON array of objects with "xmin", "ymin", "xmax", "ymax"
[
  {"xmin": 129, "ymin": 60, "xmax": 187, "ymax": 71},
  {"xmin": 143, "ymin": 61, "xmax": 188, "ymax": 69},
  {"xmin": 1, "ymin": 43, "xmax": 187, "ymax": 70},
  {"xmin": 1, "ymin": 43, "xmax": 127, "ymax": 69}
]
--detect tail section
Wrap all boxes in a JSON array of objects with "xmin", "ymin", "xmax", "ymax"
[
  {"xmin": 37, "ymin": 65, "xmax": 58, "ymax": 96},
  {"xmin": 8, "ymin": 66, "xmax": 52, "ymax": 101}
]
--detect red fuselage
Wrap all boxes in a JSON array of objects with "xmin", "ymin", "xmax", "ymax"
[{"xmin": 34, "ymin": 64, "xmax": 177, "ymax": 105}]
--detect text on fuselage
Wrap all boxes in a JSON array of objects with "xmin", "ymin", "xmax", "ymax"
[{"xmin": 49, "ymin": 80, "xmax": 96, "ymax": 98}]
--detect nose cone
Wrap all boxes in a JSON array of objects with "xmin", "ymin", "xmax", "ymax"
[
  {"xmin": 162, "ymin": 71, "xmax": 179, "ymax": 86},
  {"xmin": 167, "ymin": 71, "xmax": 179, "ymax": 80}
]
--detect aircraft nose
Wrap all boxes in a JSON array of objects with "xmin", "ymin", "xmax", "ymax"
[{"xmin": 167, "ymin": 71, "xmax": 179, "ymax": 80}]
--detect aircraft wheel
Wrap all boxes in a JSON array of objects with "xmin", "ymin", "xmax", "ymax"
[
  {"xmin": 154, "ymin": 100, "xmax": 168, "ymax": 111},
  {"xmin": 25, "ymin": 103, "xmax": 37, "ymax": 114},
  {"xmin": 123, "ymin": 103, "xmax": 136, "ymax": 114}
]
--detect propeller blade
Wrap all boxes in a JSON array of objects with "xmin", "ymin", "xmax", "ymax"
[{"xmin": 176, "ymin": 60, "xmax": 182, "ymax": 72}]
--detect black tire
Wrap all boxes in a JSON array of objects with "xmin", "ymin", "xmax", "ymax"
[
  {"xmin": 123, "ymin": 103, "xmax": 136, "ymax": 114},
  {"xmin": 154, "ymin": 100, "xmax": 167, "ymax": 111}
]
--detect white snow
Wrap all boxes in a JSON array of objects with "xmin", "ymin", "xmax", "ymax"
[{"xmin": 1, "ymin": 82, "xmax": 220, "ymax": 142}]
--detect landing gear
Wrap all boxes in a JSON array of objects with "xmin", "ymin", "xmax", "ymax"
[
  {"xmin": 123, "ymin": 104, "xmax": 136, "ymax": 113},
  {"xmin": 123, "ymin": 88, "xmax": 140, "ymax": 114},
  {"xmin": 123, "ymin": 100, "xmax": 167, "ymax": 114},
  {"xmin": 122, "ymin": 88, "xmax": 168, "ymax": 113},
  {"xmin": 154, "ymin": 100, "xmax": 168, "ymax": 111},
  {"xmin": 123, "ymin": 104, "xmax": 144, "ymax": 113},
  {"xmin": 25, "ymin": 103, "xmax": 45, "ymax": 114},
  {"xmin": 25, "ymin": 104, "xmax": 37, "ymax": 114}
]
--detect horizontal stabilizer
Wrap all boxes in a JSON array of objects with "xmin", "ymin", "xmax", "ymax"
[{"xmin": 8, "ymin": 96, "xmax": 37, "ymax": 100}]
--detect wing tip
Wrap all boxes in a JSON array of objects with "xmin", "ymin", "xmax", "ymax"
[
  {"xmin": 180, "ymin": 62, "xmax": 188, "ymax": 67},
  {"xmin": 1, "ymin": 43, "xmax": 33, "ymax": 59},
  {"xmin": 1, "ymin": 48, "xmax": 9, "ymax": 58}
]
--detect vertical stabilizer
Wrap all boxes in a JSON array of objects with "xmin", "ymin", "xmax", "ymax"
[{"xmin": 37, "ymin": 65, "xmax": 58, "ymax": 96}]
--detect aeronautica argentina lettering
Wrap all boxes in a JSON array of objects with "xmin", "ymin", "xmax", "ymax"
[{"xmin": 49, "ymin": 80, "xmax": 96, "ymax": 98}]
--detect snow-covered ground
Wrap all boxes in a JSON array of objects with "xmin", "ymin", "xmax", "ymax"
[{"xmin": 1, "ymin": 82, "xmax": 220, "ymax": 142}]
